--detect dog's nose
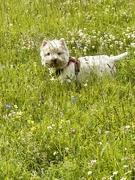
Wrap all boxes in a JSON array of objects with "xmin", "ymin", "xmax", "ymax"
[{"xmin": 52, "ymin": 59, "xmax": 57, "ymax": 64}]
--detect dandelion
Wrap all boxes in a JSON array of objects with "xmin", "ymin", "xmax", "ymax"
[
  {"xmin": 6, "ymin": 104, "xmax": 11, "ymax": 109},
  {"xmin": 31, "ymin": 127, "xmax": 36, "ymax": 132},
  {"xmin": 27, "ymin": 120, "xmax": 34, "ymax": 124}
]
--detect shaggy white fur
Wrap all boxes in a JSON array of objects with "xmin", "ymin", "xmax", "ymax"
[{"xmin": 40, "ymin": 38, "xmax": 128, "ymax": 82}]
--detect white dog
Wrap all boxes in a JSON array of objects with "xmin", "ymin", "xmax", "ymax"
[{"xmin": 40, "ymin": 38, "xmax": 128, "ymax": 82}]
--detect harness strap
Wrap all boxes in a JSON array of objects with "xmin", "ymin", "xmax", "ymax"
[
  {"xmin": 68, "ymin": 57, "xmax": 80, "ymax": 75},
  {"xmin": 56, "ymin": 57, "xmax": 80, "ymax": 76}
]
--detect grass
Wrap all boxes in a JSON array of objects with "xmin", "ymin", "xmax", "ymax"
[{"xmin": 0, "ymin": 0, "xmax": 135, "ymax": 179}]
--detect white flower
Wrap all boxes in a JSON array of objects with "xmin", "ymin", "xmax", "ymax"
[
  {"xmin": 84, "ymin": 83, "xmax": 88, "ymax": 87},
  {"xmin": 66, "ymin": 120, "xmax": 71, "ymax": 124},
  {"xmin": 14, "ymin": 105, "xmax": 18, "ymax": 109},
  {"xmin": 123, "ymin": 165, "xmax": 129, "ymax": 168},
  {"xmin": 98, "ymin": 142, "xmax": 102, "ymax": 145},
  {"xmin": 53, "ymin": 151, "xmax": 57, "ymax": 156},
  {"xmin": 47, "ymin": 126, "xmax": 53, "ymax": 130},
  {"xmin": 65, "ymin": 147, "xmax": 69, "ymax": 152},
  {"xmin": 131, "ymin": 34, "xmax": 135, "ymax": 38},
  {"xmin": 91, "ymin": 160, "xmax": 97, "ymax": 165},
  {"xmin": 125, "ymin": 125, "xmax": 130, "ymax": 129},
  {"xmin": 131, "ymin": 43, "xmax": 135, "ymax": 48},
  {"xmin": 113, "ymin": 171, "xmax": 118, "ymax": 175},
  {"xmin": 88, "ymin": 171, "xmax": 92, "ymax": 175},
  {"xmin": 124, "ymin": 170, "xmax": 131, "ymax": 175}
]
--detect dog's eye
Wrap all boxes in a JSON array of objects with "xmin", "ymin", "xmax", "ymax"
[
  {"xmin": 46, "ymin": 53, "xmax": 50, "ymax": 56},
  {"xmin": 58, "ymin": 52, "xmax": 62, "ymax": 55}
]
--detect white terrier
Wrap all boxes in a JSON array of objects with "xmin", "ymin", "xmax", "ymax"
[{"xmin": 40, "ymin": 38, "xmax": 128, "ymax": 82}]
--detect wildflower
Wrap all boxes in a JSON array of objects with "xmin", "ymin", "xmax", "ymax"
[
  {"xmin": 65, "ymin": 147, "xmax": 69, "ymax": 152},
  {"xmin": 8, "ymin": 110, "xmax": 15, "ymax": 117},
  {"xmin": 102, "ymin": 178, "xmax": 107, "ymax": 180},
  {"xmin": 121, "ymin": 157, "xmax": 128, "ymax": 161},
  {"xmin": 77, "ymin": 43, "xmax": 82, "ymax": 47},
  {"xmin": 71, "ymin": 128, "xmax": 76, "ymax": 133},
  {"xmin": 14, "ymin": 105, "xmax": 18, "ymax": 109},
  {"xmin": 41, "ymin": 168, "xmax": 45, "ymax": 174},
  {"xmin": 98, "ymin": 142, "xmax": 102, "ymax": 145},
  {"xmin": 31, "ymin": 127, "xmax": 36, "ymax": 132},
  {"xmin": 27, "ymin": 120, "xmax": 34, "ymax": 124},
  {"xmin": 6, "ymin": 104, "xmax": 11, "ymax": 109},
  {"xmin": 16, "ymin": 111, "xmax": 23, "ymax": 118},
  {"xmin": 124, "ymin": 170, "xmax": 131, "ymax": 175},
  {"xmin": 47, "ymin": 126, "xmax": 53, "ymax": 130},
  {"xmin": 84, "ymin": 83, "xmax": 88, "ymax": 87},
  {"xmin": 72, "ymin": 97, "xmax": 77, "ymax": 101},
  {"xmin": 88, "ymin": 171, "xmax": 92, "ymax": 175},
  {"xmin": 59, "ymin": 124, "xmax": 62, "ymax": 129},
  {"xmin": 123, "ymin": 165, "xmax": 129, "ymax": 168},
  {"xmin": 130, "ymin": 43, "xmax": 135, "ymax": 48},
  {"xmin": 53, "ymin": 151, "xmax": 57, "ymax": 156},
  {"xmin": 78, "ymin": 32, "xmax": 84, "ymax": 37},
  {"xmin": 9, "ymin": 23, "xmax": 13, "ymax": 27},
  {"xmin": 91, "ymin": 160, "xmax": 97, "ymax": 165},
  {"xmin": 66, "ymin": 120, "xmax": 71, "ymax": 124},
  {"xmin": 113, "ymin": 171, "xmax": 118, "ymax": 175},
  {"xmin": 1, "ymin": 66, "xmax": 6, "ymax": 69}
]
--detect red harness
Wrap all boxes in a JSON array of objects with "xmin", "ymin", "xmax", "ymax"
[
  {"xmin": 56, "ymin": 57, "xmax": 80, "ymax": 76},
  {"xmin": 68, "ymin": 57, "xmax": 80, "ymax": 75}
]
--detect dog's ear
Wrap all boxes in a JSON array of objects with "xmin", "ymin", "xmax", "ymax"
[
  {"xmin": 59, "ymin": 38, "xmax": 68, "ymax": 50},
  {"xmin": 41, "ymin": 40, "xmax": 48, "ymax": 47}
]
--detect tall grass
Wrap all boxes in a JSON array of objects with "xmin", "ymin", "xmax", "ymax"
[{"xmin": 0, "ymin": 0, "xmax": 135, "ymax": 179}]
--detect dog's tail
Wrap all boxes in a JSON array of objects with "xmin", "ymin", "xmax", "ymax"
[{"xmin": 109, "ymin": 52, "xmax": 128, "ymax": 63}]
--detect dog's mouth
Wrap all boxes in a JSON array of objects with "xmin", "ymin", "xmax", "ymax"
[
  {"xmin": 45, "ymin": 60, "xmax": 66, "ymax": 69},
  {"xmin": 45, "ymin": 63, "xmax": 51, "ymax": 67},
  {"xmin": 45, "ymin": 62, "xmax": 58, "ymax": 68}
]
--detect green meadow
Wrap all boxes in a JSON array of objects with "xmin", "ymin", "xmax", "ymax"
[{"xmin": 0, "ymin": 0, "xmax": 135, "ymax": 179}]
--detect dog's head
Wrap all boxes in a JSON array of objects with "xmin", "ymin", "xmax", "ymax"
[{"xmin": 40, "ymin": 38, "xmax": 69, "ymax": 69}]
